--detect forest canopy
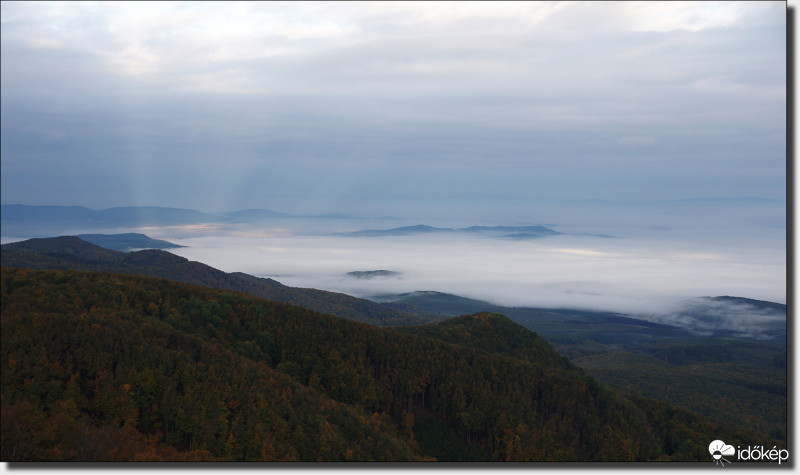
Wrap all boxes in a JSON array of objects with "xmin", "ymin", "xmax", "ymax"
[{"xmin": 0, "ymin": 268, "xmax": 776, "ymax": 461}]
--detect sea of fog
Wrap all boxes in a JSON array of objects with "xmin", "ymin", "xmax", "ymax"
[
  {"xmin": 150, "ymin": 219, "xmax": 786, "ymax": 317},
  {"xmin": 1, "ymin": 201, "xmax": 786, "ymax": 317}
]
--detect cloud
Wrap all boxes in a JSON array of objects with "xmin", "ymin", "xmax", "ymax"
[
  {"xmin": 0, "ymin": 1, "xmax": 786, "ymax": 220},
  {"xmin": 650, "ymin": 297, "xmax": 786, "ymax": 338},
  {"xmin": 162, "ymin": 223, "xmax": 785, "ymax": 317}
]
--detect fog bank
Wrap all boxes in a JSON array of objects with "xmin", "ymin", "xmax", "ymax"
[{"xmin": 167, "ymin": 229, "xmax": 785, "ymax": 316}]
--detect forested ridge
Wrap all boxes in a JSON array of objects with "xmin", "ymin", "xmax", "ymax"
[
  {"xmin": 1, "ymin": 268, "xmax": 774, "ymax": 461},
  {"xmin": 1, "ymin": 236, "xmax": 425, "ymax": 326},
  {"xmin": 385, "ymin": 290, "xmax": 788, "ymax": 444}
]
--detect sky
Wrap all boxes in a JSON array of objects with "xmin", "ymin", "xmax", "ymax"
[
  {"xmin": 0, "ymin": 1, "xmax": 787, "ymax": 221},
  {"xmin": 0, "ymin": 1, "xmax": 788, "ymax": 314}
]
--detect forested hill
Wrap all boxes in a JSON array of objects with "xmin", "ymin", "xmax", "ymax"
[
  {"xmin": 397, "ymin": 313, "xmax": 571, "ymax": 369},
  {"xmin": 0, "ymin": 236, "xmax": 426, "ymax": 326},
  {"xmin": 1, "ymin": 268, "xmax": 773, "ymax": 462}
]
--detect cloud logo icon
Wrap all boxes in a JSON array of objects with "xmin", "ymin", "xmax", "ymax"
[{"xmin": 709, "ymin": 440, "xmax": 735, "ymax": 466}]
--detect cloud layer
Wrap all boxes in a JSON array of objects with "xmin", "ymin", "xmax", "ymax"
[
  {"xmin": 166, "ymin": 227, "xmax": 785, "ymax": 316},
  {"xmin": 1, "ymin": 1, "xmax": 786, "ymax": 220}
]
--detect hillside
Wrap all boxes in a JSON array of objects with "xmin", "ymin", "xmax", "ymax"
[
  {"xmin": 397, "ymin": 313, "xmax": 570, "ymax": 370},
  {"xmin": 380, "ymin": 291, "xmax": 788, "ymax": 443},
  {"xmin": 0, "ymin": 269, "xmax": 426, "ymax": 462},
  {"xmin": 0, "ymin": 236, "xmax": 426, "ymax": 327},
  {"xmin": 0, "ymin": 268, "xmax": 775, "ymax": 462}
]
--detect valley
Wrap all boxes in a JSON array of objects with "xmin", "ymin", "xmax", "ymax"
[{"xmin": 0, "ymin": 232, "xmax": 787, "ymax": 456}]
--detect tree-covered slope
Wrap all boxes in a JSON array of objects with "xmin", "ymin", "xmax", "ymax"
[
  {"xmin": 1, "ymin": 237, "xmax": 426, "ymax": 326},
  {"xmin": 1, "ymin": 268, "xmax": 773, "ymax": 462},
  {"xmin": 574, "ymin": 345, "xmax": 787, "ymax": 442},
  {"xmin": 398, "ymin": 312, "xmax": 570, "ymax": 370},
  {"xmin": 0, "ymin": 269, "xmax": 425, "ymax": 461},
  {"xmin": 396, "ymin": 312, "xmax": 781, "ymax": 455},
  {"xmin": 382, "ymin": 290, "xmax": 787, "ymax": 444}
]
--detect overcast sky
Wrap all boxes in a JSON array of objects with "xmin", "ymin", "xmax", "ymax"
[{"xmin": 0, "ymin": 1, "xmax": 787, "ymax": 221}]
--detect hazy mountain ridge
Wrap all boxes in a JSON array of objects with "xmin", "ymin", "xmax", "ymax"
[
  {"xmin": 76, "ymin": 233, "xmax": 184, "ymax": 251},
  {"xmin": 346, "ymin": 270, "xmax": 402, "ymax": 279},
  {"xmin": 333, "ymin": 224, "xmax": 563, "ymax": 238},
  {"xmin": 0, "ymin": 204, "xmax": 395, "ymax": 236},
  {"xmin": 1, "ymin": 236, "xmax": 425, "ymax": 326},
  {"xmin": 2, "ymin": 204, "xmax": 209, "ymax": 227}
]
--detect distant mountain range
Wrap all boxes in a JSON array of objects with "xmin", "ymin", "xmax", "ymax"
[
  {"xmin": 0, "ymin": 204, "xmax": 395, "ymax": 235},
  {"xmin": 346, "ymin": 270, "xmax": 402, "ymax": 279},
  {"xmin": 571, "ymin": 196, "xmax": 784, "ymax": 207},
  {"xmin": 1, "ymin": 204, "xmax": 213, "ymax": 228},
  {"xmin": 334, "ymin": 224, "xmax": 563, "ymax": 239},
  {"xmin": 1, "ymin": 204, "xmax": 597, "ymax": 241},
  {"xmin": 0, "ymin": 236, "xmax": 425, "ymax": 326}
]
